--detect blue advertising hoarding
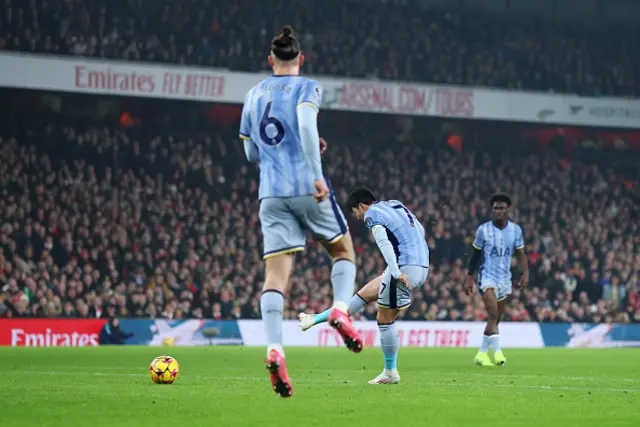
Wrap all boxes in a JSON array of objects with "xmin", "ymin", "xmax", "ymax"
[
  {"xmin": 118, "ymin": 319, "xmax": 243, "ymax": 346},
  {"xmin": 539, "ymin": 323, "xmax": 640, "ymax": 348}
]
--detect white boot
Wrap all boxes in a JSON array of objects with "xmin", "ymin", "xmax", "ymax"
[
  {"xmin": 297, "ymin": 313, "xmax": 315, "ymax": 331},
  {"xmin": 368, "ymin": 369, "xmax": 401, "ymax": 384}
]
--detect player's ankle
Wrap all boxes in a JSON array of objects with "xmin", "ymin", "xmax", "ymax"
[
  {"xmin": 267, "ymin": 344, "xmax": 285, "ymax": 357},
  {"xmin": 332, "ymin": 301, "xmax": 349, "ymax": 314}
]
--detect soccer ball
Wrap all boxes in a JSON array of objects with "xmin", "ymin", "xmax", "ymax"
[{"xmin": 149, "ymin": 355, "xmax": 180, "ymax": 384}]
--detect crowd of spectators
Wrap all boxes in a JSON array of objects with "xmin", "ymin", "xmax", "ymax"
[
  {"xmin": 0, "ymin": 106, "xmax": 638, "ymax": 323},
  {"xmin": 1, "ymin": 0, "xmax": 638, "ymax": 97}
]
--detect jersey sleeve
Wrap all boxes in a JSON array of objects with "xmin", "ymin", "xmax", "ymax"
[
  {"xmin": 239, "ymin": 91, "xmax": 252, "ymax": 141},
  {"xmin": 472, "ymin": 225, "xmax": 484, "ymax": 250},
  {"xmin": 514, "ymin": 225, "xmax": 525, "ymax": 249},
  {"xmin": 364, "ymin": 207, "xmax": 386, "ymax": 231},
  {"xmin": 297, "ymin": 80, "xmax": 323, "ymax": 112}
]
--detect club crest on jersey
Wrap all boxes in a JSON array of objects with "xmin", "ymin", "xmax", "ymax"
[{"xmin": 365, "ymin": 217, "xmax": 375, "ymax": 229}]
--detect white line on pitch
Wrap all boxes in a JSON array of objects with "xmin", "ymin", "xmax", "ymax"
[
  {"xmin": 24, "ymin": 365, "xmax": 640, "ymax": 384},
  {"xmin": 11, "ymin": 371, "xmax": 640, "ymax": 393}
]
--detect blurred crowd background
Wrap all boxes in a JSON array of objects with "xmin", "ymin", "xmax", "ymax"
[
  {"xmin": 0, "ymin": 0, "xmax": 639, "ymax": 323},
  {"xmin": 1, "ymin": 0, "xmax": 639, "ymax": 96},
  {"xmin": 1, "ymin": 101, "xmax": 638, "ymax": 323}
]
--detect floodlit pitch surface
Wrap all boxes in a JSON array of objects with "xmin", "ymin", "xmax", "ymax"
[{"xmin": 2, "ymin": 347, "xmax": 639, "ymax": 427}]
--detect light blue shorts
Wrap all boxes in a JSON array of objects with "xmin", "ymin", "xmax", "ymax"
[
  {"xmin": 259, "ymin": 193, "xmax": 348, "ymax": 259},
  {"xmin": 378, "ymin": 265, "xmax": 429, "ymax": 310},
  {"xmin": 478, "ymin": 279, "xmax": 512, "ymax": 301}
]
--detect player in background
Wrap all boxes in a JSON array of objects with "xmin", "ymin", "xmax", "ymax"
[
  {"xmin": 465, "ymin": 193, "xmax": 529, "ymax": 366},
  {"xmin": 345, "ymin": 188, "xmax": 429, "ymax": 384},
  {"xmin": 239, "ymin": 26, "xmax": 362, "ymax": 398}
]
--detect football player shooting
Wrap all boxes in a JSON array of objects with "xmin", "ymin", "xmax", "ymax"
[
  {"xmin": 239, "ymin": 25, "xmax": 363, "ymax": 398},
  {"xmin": 465, "ymin": 193, "xmax": 529, "ymax": 366},
  {"xmin": 346, "ymin": 188, "xmax": 430, "ymax": 384}
]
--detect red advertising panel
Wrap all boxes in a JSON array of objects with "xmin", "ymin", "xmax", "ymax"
[
  {"xmin": 73, "ymin": 64, "xmax": 226, "ymax": 99},
  {"xmin": 335, "ymin": 82, "xmax": 475, "ymax": 116},
  {"xmin": 0, "ymin": 319, "xmax": 107, "ymax": 347}
]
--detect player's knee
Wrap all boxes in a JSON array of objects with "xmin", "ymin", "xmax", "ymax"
[
  {"xmin": 357, "ymin": 274, "xmax": 384, "ymax": 303},
  {"xmin": 263, "ymin": 278, "xmax": 286, "ymax": 293},
  {"xmin": 264, "ymin": 255, "xmax": 294, "ymax": 292},
  {"xmin": 486, "ymin": 307, "xmax": 499, "ymax": 320},
  {"xmin": 324, "ymin": 232, "xmax": 355, "ymax": 263},
  {"xmin": 264, "ymin": 263, "xmax": 289, "ymax": 285},
  {"xmin": 485, "ymin": 306, "xmax": 499, "ymax": 320},
  {"xmin": 359, "ymin": 288, "xmax": 377, "ymax": 304},
  {"xmin": 485, "ymin": 299, "xmax": 498, "ymax": 317},
  {"xmin": 328, "ymin": 246, "xmax": 355, "ymax": 263},
  {"xmin": 377, "ymin": 308, "xmax": 397, "ymax": 325}
]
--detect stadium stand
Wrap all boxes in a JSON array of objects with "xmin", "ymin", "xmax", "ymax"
[
  {"xmin": 0, "ymin": 0, "xmax": 638, "ymax": 323},
  {"xmin": 1, "ymin": 0, "xmax": 638, "ymax": 96},
  {"xmin": 0, "ymin": 102, "xmax": 638, "ymax": 323}
]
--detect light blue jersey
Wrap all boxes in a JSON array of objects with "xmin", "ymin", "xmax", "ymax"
[
  {"xmin": 240, "ymin": 75, "xmax": 323, "ymax": 200},
  {"xmin": 473, "ymin": 221, "xmax": 524, "ymax": 284},
  {"xmin": 364, "ymin": 200, "xmax": 429, "ymax": 268}
]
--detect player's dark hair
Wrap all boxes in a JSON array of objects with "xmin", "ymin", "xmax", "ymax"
[
  {"xmin": 347, "ymin": 188, "xmax": 377, "ymax": 210},
  {"xmin": 271, "ymin": 25, "xmax": 301, "ymax": 61},
  {"xmin": 490, "ymin": 192, "xmax": 512, "ymax": 207}
]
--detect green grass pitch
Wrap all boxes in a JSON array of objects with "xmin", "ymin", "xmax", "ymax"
[{"xmin": 2, "ymin": 347, "xmax": 639, "ymax": 427}]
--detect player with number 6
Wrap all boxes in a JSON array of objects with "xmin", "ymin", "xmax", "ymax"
[{"xmin": 239, "ymin": 25, "xmax": 363, "ymax": 398}]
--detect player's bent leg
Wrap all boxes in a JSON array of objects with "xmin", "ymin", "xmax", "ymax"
[
  {"xmin": 321, "ymin": 232, "xmax": 363, "ymax": 352},
  {"xmin": 346, "ymin": 274, "xmax": 381, "ymax": 317},
  {"xmin": 322, "ymin": 231, "xmax": 357, "ymax": 306},
  {"xmin": 295, "ymin": 194, "xmax": 361, "ymax": 350},
  {"xmin": 293, "ymin": 193, "xmax": 355, "ymax": 308},
  {"xmin": 298, "ymin": 274, "xmax": 383, "ymax": 331},
  {"xmin": 369, "ymin": 307, "xmax": 401, "ymax": 385},
  {"xmin": 262, "ymin": 254, "xmax": 296, "ymax": 397}
]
